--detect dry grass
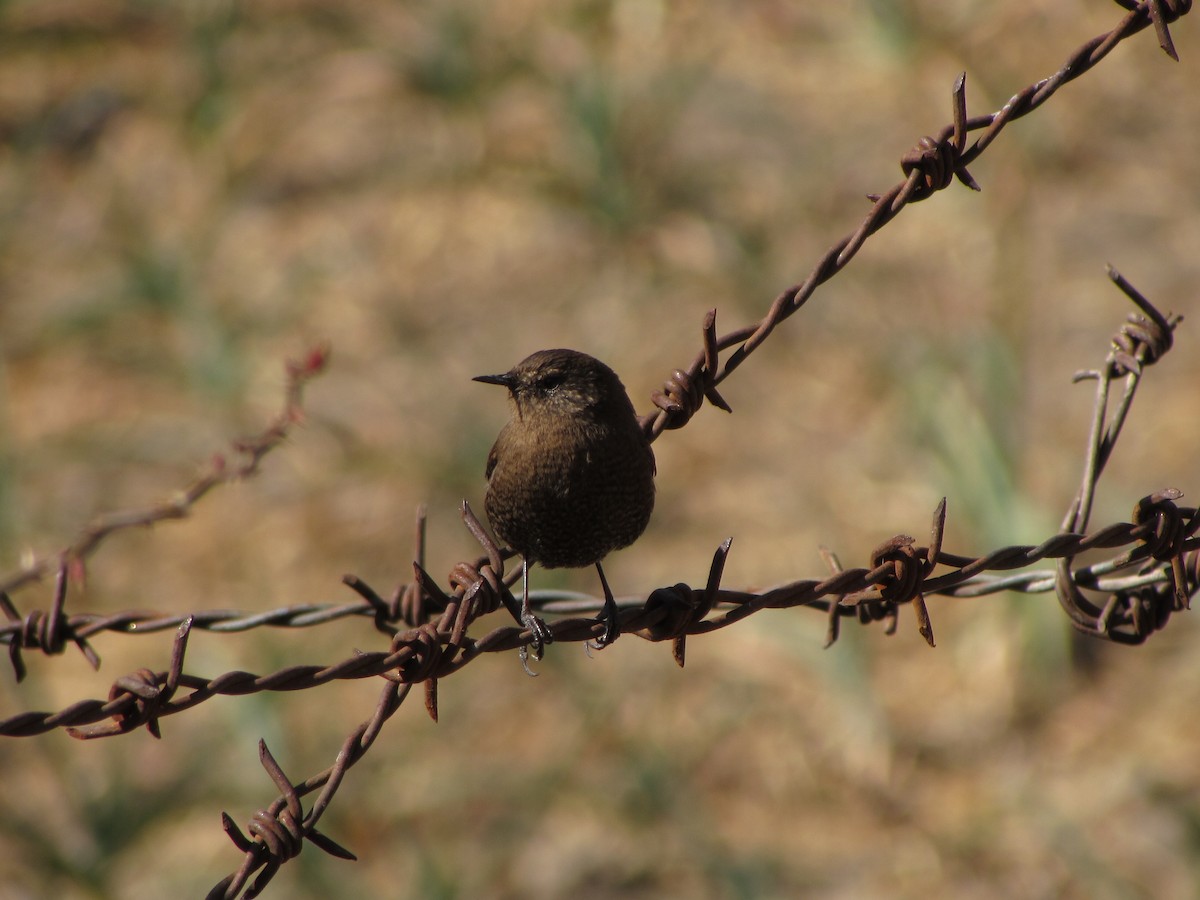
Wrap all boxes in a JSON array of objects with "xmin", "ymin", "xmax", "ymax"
[{"xmin": 2, "ymin": 1, "xmax": 1199, "ymax": 897}]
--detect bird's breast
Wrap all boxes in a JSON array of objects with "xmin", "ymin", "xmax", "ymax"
[{"xmin": 483, "ymin": 417, "xmax": 655, "ymax": 569}]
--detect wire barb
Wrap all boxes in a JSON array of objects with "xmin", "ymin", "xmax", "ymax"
[
  {"xmin": 641, "ymin": 2, "xmax": 1191, "ymax": 437},
  {"xmin": 0, "ymin": 6, "xmax": 1195, "ymax": 897}
]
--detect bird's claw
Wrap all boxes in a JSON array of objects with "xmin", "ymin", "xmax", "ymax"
[
  {"xmin": 585, "ymin": 594, "xmax": 620, "ymax": 653},
  {"xmin": 519, "ymin": 610, "xmax": 553, "ymax": 672}
]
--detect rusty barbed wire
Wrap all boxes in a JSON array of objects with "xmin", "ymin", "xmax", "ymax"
[
  {"xmin": 639, "ymin": 0, "xmax": 1192, "ymax": 441},
  {"xmin": 206, "ymin": 0, "xmax": 1195, "ymax": 878},
  {"xmin": 4, "ymin": 476, "xmax": 1197, "ymax": 740},
  {"xmin": 0, "ymin": 494, "xmax": 1194, "ymax": 736},
  {"xmin": 0, "ymin": 534, "xmax": 1186, "ymax": 654},
  {"xmin": 0, "ymin": 3, "xmax": 1195, "ymax": 898},
  {"xmin": 1052, "ymin": 265, "xmax": 1189, "ymax": 641},
  {"xmin": 0, "ymin": 461, "xmax": 1196, "ymax": 896},
  {"xmin": 0, "ymin": 344, "xmax": 330, "ymax": 681},
  {"xmin": 1, "ymin": 502, "xmax": 1196, "ymax": 733}
]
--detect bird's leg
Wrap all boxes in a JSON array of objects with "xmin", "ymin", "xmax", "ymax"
[
  {"xmin": 589, "ymin": 560, "xmax": 620, "ymax": 649},
  {"xmin": 519, "ymin": 556, "xmax": 553, "ymax": 664}
]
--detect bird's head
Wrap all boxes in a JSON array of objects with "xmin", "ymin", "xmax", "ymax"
[{"xmin": 474, "ymin": 348, "xmax": 631, "ymax": 421}]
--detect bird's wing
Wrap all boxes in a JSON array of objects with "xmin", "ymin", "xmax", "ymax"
[{"xmin": 484, "ymin": 440, "xmax": 500, "ymax": 481}]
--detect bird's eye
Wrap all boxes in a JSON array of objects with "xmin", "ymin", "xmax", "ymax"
[{"xmin": 538, "ymin": 372, "xmax": 565, "ymax": 391}]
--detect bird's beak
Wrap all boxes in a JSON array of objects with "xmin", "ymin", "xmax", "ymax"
[{"xmin": 473, "ymin": 372, "xmax": 516, "ymax": 388}]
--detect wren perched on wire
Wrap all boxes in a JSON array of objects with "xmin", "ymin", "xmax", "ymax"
[{"xmin": 474, "ymin": 349, "xmax": 656, "ymax": 659}]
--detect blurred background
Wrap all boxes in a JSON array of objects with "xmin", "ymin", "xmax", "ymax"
[{"xmin": 1, "ymin": 1, "xmax": 1199, "ymax": 897}]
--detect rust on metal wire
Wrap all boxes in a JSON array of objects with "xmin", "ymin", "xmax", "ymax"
[{"xmin": 0, "ymin": 3, "xmax": 1196, "ymax": 898}]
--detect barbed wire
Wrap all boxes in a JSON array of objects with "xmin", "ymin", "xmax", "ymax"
[
  {"xmin": 2, "ymin": 486, "xmax": 1196, "ymax": 741},
  {"xmin": 0, "ymin": 548, "xmax": 1177, "ymax": 653},
  {"xmin": 0, "ymin": 2, "xmax": 1195, "ymax": 898},
  {"xmin": 637, "ymin": 0, "xmax": 1193, "ymax": 440},
  {"xmin": 0, "ymin": 345, "xmax": 330, "ymax": 683}
]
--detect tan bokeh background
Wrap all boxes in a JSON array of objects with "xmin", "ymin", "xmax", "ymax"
[{"xmin": 2, "ymin": 2, "xmax": 1199, "ymax": 897}]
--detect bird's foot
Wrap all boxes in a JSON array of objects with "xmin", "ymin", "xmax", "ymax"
[
  {"xmin": 518, "ymin": 610, "xmax": 553, "ymax": 674},
  {"xmin": 585, "ymin": 593, "xmax": 620, "ymax": 653}
]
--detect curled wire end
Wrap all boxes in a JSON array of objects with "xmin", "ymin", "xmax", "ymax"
[
  {"xmin": 446, "ymin": 543, "xmax": 507, "ymax": 622},
  {"xmin": 388, "ymin": 622, "xmax": 447, "ymax": 686},
  {"xmin": 644, "ymin": 584, "xmax": 704, "ymax": 644},
  {"xmin": 2, "ymin": 562, "xmax": 101, "ymax": 682},
  {"xmin": 897, "ymin": 73, "xmax": 982, "ymax": 200},
  {"xmin": 1105, "ymin": 266, "xmax": 1180, "ymax": 375},
  {"xmin": 1094, "ymin": 581, "xmax": 1181, "ymax": 645},
  {"xmin": 1133, "ymin": 490, "xmax": 1192, "ymax": 609},
  {"xmin": 1056, "ymin": 491, "xmax": 1195, "ymax": 645},
  {"xmin": 866, "ymin": 534, "xmax": 936, "ymax": 645},
  {"xmin": 68, "ymin": 617, "xmax": 192, "ymax": 740},
  {"xmin": 648, "ymin": 307, "xmax": 734, "ymax": 434},
  {"xmin": 650, "ymin": 369, "xmax": 703, "ymax": 429},
  {"xmin": 67, "ymin": 668, "xmax": 164, "ymax": 740},
  {"xmin": 213, "ymin": 741, "xmax": 356, "ymax": 899},
  {"xmin": 901, "ymin": 133, "xmax": 979, "ymax": 201},
  {"xmin": 650, "ymin": 365, "xmax": 729, "ymax": 431}
]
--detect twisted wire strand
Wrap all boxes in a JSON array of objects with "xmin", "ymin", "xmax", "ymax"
[
  {"xmin": 0, "ymin": 4, "xmax": 1193, "ymax": 898},
  {"xmin": 4, "ymin": 496, "xmax": 1196, "ymax": 740},
  {"xmin": 641, "ymin": 0, "xmax": 1191, "ymax": 439}
]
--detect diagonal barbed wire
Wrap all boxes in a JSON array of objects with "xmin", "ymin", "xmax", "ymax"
[
  {"xmin": 0, "ymin": 346, "xmax": 330, "ymax": 682},
  {"xmin": 199, "ymin": 3, "xmax": 1198, "ymax": 888},
  {"xmin": 1, "ymin": 0, "xmax": 1188, "ymax": 684},
  {"xmin": 637, "ymin": 0, "xmax": 1193, "ymax": 440},
  {"xmin": 0, "ymin": 345, "xmax": 330, "ymax": 601},
  {"xmin": 0, "ymin": 2, "xmax": 1194, "ymax": 898}
]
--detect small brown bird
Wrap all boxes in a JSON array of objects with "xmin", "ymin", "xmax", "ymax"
[{"xmin": 474, "ymin": 349, "xmax": 656, "ymax": 656}]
